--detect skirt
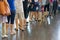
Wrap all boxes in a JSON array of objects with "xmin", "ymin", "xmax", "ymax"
[{"xmin": 0, "ymin": 15, "xmax": 7, "ymax": 23}]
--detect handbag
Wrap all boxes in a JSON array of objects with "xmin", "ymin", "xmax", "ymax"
[
  {"xmin": 4, "ymin": 0, "xmax": 11, "ymax": 16},
  {"xmin": 0, "ymin": 0, "xmax": 10, "ymax": 16}
]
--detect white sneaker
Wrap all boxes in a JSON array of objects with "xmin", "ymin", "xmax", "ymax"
[
  {"xmin": 4, "ymin": 35, "xmax": 8, "ymax": 37},
  {"xmin": 26, "ymin": 18, "xmax": 29, "ymax": 23},
  {"xmin": 26, "ymin": 20, "xmax": 29, "ymax": 23},
  {"xmin": 2, "ymin": 35, "xmax": 8, "ymax": 38}
]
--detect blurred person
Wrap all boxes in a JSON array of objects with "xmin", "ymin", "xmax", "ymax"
[
  {"xmin": 0, "ymin": 0, "xmax": 10, "ymax": 38},
  {"xmin": 49, "ymin": 0, "xmax": 53, "ymax": 16},
  {"xmin": 53, "ymin": 0, "xmax": 58, "ymax": 16},
  {"xmin": 15, "ymin": 0, "xmax": 26, "ymax": 31},
  {"xmin": 29, "ymin": 0, "xmax": 40, "ymax": 21},
  {"xmin": 1, "ymin": 16, "xmax": 8, "ymax": 38},
  {"xmin": 6, "ymin": 0, "xmax": 16, "ymax": 35},
  {"xmin": 44, "ymin": 0, "xmax": 50, "ymax": 12},
  {"xmin": 57, "ymin": 0, "xmax": 60, "ymax": 12},
  {"xmin": 23, "ymin": 0, "xmax": 29, "ymax": 23},
  {"xmin": 37, "ymin": 0, "xmax": 42, "ymax": 21}
]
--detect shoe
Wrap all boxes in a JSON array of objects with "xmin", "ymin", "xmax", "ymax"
[
  {"xmin": 15, "ymin": 28, "xmax": 18, "ymax": 31},
  {"xmin": 2, "ymin": 35, "xmax": 8, "ymax": 38},
  {"xmin": 26, "ymin": 20, "xmax": 29, "ymax": 23},
  {"xmin": 10, "ymin": 30, "xmax": 16, "ymax": 35},
  {"xmin": 4, "ymin": 35, "xmax": 8, "ymax": 37},
  {"xmin": 19, "ymin": 27, "xmax": 25, "ymax": 31},
  {"xmin": 26, "ymin": 18, "xmax": 29, "ymax": 23}
]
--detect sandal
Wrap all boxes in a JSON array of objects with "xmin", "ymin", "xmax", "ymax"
[{"xmin": 10, "ymin": 30, "xmax": 16, "ymax": 35}]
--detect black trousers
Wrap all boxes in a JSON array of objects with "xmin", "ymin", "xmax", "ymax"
[
  {"xmin": 44, "ymin": 4, "xmax": 49, "ymax": 11},
  {"xmin": 53, "ymin": 1, "xmax": 58, "ymax": 15},
  {"xmin": 23, "ymin": 1, "xmax": 29, "ymax": 19}
]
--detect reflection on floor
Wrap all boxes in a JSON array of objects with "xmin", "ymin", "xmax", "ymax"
[{"xmin": 1, "ymin": 13, "xmax": 60, "ymax": 40}]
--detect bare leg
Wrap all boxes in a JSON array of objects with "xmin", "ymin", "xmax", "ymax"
[
  {"xmin": 10, "ymin": 24, "xmax": 16, "ymax": 35},
  {"xmin": 29, "ymin": 12, "xmax": 33, "ymax": 21},
  {"xmin": 19, "ymin": 19, "xmax": 25, "ymax": 31},
  {"xmin": 15, "ymin": 18, "xmax": 19, "ymax": 31}
]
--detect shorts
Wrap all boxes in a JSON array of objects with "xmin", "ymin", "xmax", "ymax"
[
  {"xmin": 16, "ymin": 12, "xmax": 24, "ymax": 20},
  {"xmin": 7, "ymin": 10, "xmax": 16, "ymax": 24},
  {"xmin": 0, "ymin": 15, "xmax": 7, "ymax": 23}
]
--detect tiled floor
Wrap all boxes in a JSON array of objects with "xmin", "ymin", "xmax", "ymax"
[{"xmin": 0, "ymin": 13, "xmax": 60, "ymax": 40}]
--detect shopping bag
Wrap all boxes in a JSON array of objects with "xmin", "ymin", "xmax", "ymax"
[
  {"xmin": 0, "ymin": 1, "xmax": 6, "ymax": 15},
  {"xmin": 0, "ymin": 0, "xmax": 10, "ymax": 16},
  {"xmin": 5, "ymin": 3, "xmax": 11, "ymax": 16},
  {"xmin": 4, "ymin": 0, "xmax": 11, "ymax": 16}
]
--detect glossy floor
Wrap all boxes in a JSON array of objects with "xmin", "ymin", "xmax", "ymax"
[{"xmin": 1, "ymin": 13, "xmax": 60, "ymax": 40}]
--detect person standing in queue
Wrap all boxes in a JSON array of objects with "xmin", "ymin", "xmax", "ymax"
[
  {"xmin": 29, "ymin": 0, "xmax": 40, "ymax": 21},
  {"xmin": 6, "ymin": 0, "xmax": 16, "ymax": 35},
  {"xmin": 44, "ymin": 0, "xmax": 50, "ymax": 12},
  {"xmin": 15, "ymin": 0, "xmax": 26, "ymax": 31},
  {"xmin": 49, "ymin": 0, "xmax": 53, "ymax": 16},
  {"xmin": 23, "ymin": 0, "xmax": 29, "ymax": 23},
  {"xmin": 53, "ymin": 0, "xmax": 58, "ymax": 16}
]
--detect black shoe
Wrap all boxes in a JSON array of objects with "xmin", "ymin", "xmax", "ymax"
[
  {"xmin": 38, "ymin": 20, "xmax": 41, "ymax": 22},
  {"xmin": 19, "ymin": 27, "xmax": 25, "ymax": 31},
  {"xmin": 15, "ymin": 28, "xmax": 18, "ymax": 31}
]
